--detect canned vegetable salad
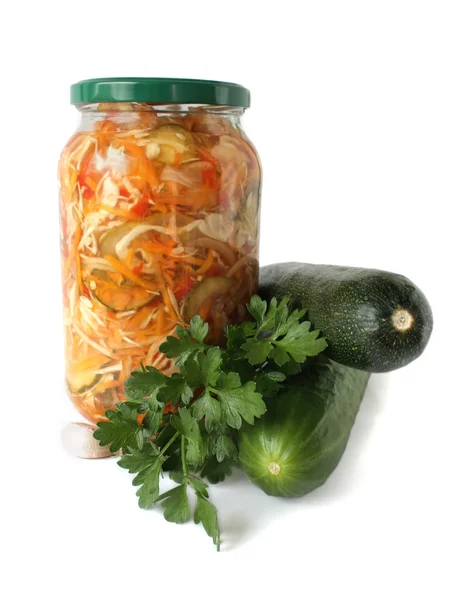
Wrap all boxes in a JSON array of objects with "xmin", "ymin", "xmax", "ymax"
[{"xmin": 58, "ymin": 78, "xmax": 261, "ymax": 422}]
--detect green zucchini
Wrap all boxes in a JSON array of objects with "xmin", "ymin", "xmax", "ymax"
[
  {"xmin": 238, "ymin": 357, "xmax": 370, "ymax": 497},
  {"xmin": 259, "ymin": 263, "xmax": 433, "ymax": 372}
]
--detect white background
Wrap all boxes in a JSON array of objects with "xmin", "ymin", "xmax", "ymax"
[{"xmin": 1, "ymin": 1, "xmax": 467, "ymax": 599}]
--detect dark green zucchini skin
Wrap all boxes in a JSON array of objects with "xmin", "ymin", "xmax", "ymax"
[
  {"xmin": 238, "ymin": 357, "xmax": 370, "ymax": 498},
  {"xmin": 259, "ymin": 262, "xmax": 433, "ymax": 373}
]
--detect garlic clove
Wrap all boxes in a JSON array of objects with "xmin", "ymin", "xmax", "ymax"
[{"xmin": 62, "ymin": 422, "xmax": 116, "ymax": 459}]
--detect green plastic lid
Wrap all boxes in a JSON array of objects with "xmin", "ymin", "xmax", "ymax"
[{"xmin": 70, "ymin": 78, "xmax": 250, "ymax": 108}]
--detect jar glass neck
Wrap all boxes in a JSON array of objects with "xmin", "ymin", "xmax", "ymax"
[
  {"xmin": 76, "ymin": 103, "xmax": 244, "ymax": 131},
  {"xmin": 78, "ymin": 103, "xmax": 244, "ymax": 115}
]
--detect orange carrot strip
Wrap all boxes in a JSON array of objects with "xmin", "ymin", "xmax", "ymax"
[
  {"xmin": 114, "ymin": 347, "xmax": 146, "ymax": 356},
  {"xmin": 126, "ymin": 305, "xmax": 154, "ymax": 330},
  {"xmin": 125, "ymin": 247, "xmax": 135, "ymax": 268},
  {"xmin": 103, "ymin": 254, "xmax": 160, "ymax": 291},
  {"xmin": 176, "ymin": 255, "xmax": 205, "ymax": 267},
  {"xmin": 70, "ymin": 356, "xmax": 109, "ymax": 371},
  {"xmin": 63, "ymin": 225, "xmax": 82, "ymax": 276},
  {"xmin": 156, "ymin": 195, "xmax": 206, "ymax": 207},
  {"xmin": 85, "ymin": 176, "xmax": 97, "ymax": 191},
  {"xmin": 138, "ymin": 241, "xmax": 172, "ymax": 254},
  {"xmin": 154, "ymin": 305, "xmax": 166, "ymax": 336},
  {"xmin": 195, "ymin": 249, "xmax": 214, "ymax": 275},
  {"xmin": 162, "ymin": 268, "xmax": 175, "ymax": 289},
  {"xmin": 117, "ymin": 363, "xmax": 128, "ymax": 384},
  {"xmin": 76, "ymin": 252, "xmax": 84, "ymax": 294},
  {"xmin": 99, "ymin": 205, "xmax": 142, "ymax": 219},
  {"xmin": 95, "ymin": 379, "xmax": 121, "ymax": 393},
  {"xmin": 107, "ymin": 271, "xmax": 125, "ymax": 286},
  {"xmin": 113, "ymin": 327, "xmax": 123, "ymax": 344}
]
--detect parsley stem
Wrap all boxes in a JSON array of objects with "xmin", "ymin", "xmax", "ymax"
[
  {"xmin": 181, "ymin": 436, "xmax": 188, "ymax": 477},
  {"xmin": 160, "ymin": 431, "xmax": 180, "ymax": 456}
]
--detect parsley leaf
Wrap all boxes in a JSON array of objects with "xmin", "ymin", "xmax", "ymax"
[
  {"xmin": 188, "ymin": 476, "xmax": 209, "ymax": 498},
  {"xmin": 182, "ymin": 346, "xmax": 223, "ymax": 388},
  {"xmin": 247, "ymin": 295, "xmax": 267, "ymax": 323},
  {"xmin": 276, "ymin": 357, "xmax": 303, "ymax": 376},
  {"xmin": 274, "ymin": 321, "xmax": 328, "ymax": 363},
  {"xmin": 118, "ymin": 445, "xmax": 162, "ymax": 508},
  {"xmin": 171, "ymin": 407, "xmax": 198, "ymax": 439},
  {"xmin": 214, "ymin": 435, "xmax": 238, "ymax": 463},
  {"xmin": 228, "ymin": 295, "xmax": 327, "ymax": 367},
  {"xmin": 117, "ymin": 445, "xmax": 155, "ymax": 473},
  {"xmin": 217, "ymin": 379, "xmax": 266, "ymax": 429},
  {"xmin": 255, "ymin": 370, "xmax": 287, "ymax": 398},
  {"xmin": 94, "ymin": 404, "xmax": 144, "ymax": 453},
  {"xmin": 217, "ymin": 371, "xmax": 241, "ymax": 388},
  {"xmin": 198, "ymin": 347, "xmax": 223, "ymax": 386},
  {"xmin": 194, "ymin": 494, "xmax": 220, "ymax": 551},
  {"xmin": 225, "ymin": 323, "xmax": 248, "ymax": 351},
  {"xmin": 186, "ymin": 430, "xmax": 206, "ymax": 466},
  {"xmin": 158, "ymin": 484, "xmax": 191, "ymax": 524},
  {"xmin": 191, "ymin": 390, "xmax": 222, "ymax": 433},
  {"xmin": 124, "ymin": 366, "xmax": 169, "ymax": 401},
  {"xmin": 200, "ymin": 457, "xmax": 234, "ymax": 484},
  {"xmin": 142, "ymin": 408, "xmax": 163, "ymax": 437},
  {"xmin": 161, "ymin": 373, "xmax": 193, "ymax": 405},
  {"xmin": 188, "ymin": 315, "xmax": 209, "ymax": 343},
  {"xmin": 135, "ymin": 461, "xmax": 162, "ymax": 508},
  {"xmin": 240, "ymin": 339, "xmax": 273, "ymax": 365},
  {"xmin": 160, "ymin": 317, "xmax": 207, "ymax": 365},
  {"xmin": 270, "ymin": 345, "xmax": 289, "ymax": 366},
  {"xmin": 171, "ymin": 408, "xmax": 206, "ymax": 465}
]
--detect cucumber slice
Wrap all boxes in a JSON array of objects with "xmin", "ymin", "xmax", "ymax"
[
  {"xmin": 67, "ymin": 369, "xmax": 101, "ymax": 394},
  {"xmin": 100, "ymin": 215, "xmax": 166, "ymax": 259},
  {"xmin": 185, "ymin": 276, "xmax": 234, "ymax": 320},
  {"xmin": 99, "ymin": 214, "xmax": 192, "ymax": 259},
  {"xmin": 85, "ymin": 269, "xmax": 157, "ymax": 312},
  {"xmin": 95, "ymin": 214, "xmax": 194, "ymax": 311},
  {"xmin": 151, "ymin": 124, "xmax": 197, "ymax": 165},
  {"xmin": 92, "ymin": 282, "xmax": 156, "ymax": 312},
  {"xmin": 100, "ymin": 222, "xmax": 139, "ymax": 258}
]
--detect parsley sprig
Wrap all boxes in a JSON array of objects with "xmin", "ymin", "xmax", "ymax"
[{"xmin": 94, "ymin": 295, "xmax": 327, "ymax": 550}]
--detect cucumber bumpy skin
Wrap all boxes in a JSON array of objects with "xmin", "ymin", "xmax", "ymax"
[
  {"xmin": 259, "ymin": 262, "xmax": 433, "ymax": 373},
  {"xmin": 238, "ymin": 357, "xmax": 370, "ymax": 498}
]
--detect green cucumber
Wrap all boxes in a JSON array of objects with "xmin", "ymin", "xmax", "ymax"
[
  {"xmin": 259, "ymin": 262, "xmax": 433, "ymax": 373},
  {"xmin": 238, "ymin": 357, "xmax": 370, "ymax": 498}
]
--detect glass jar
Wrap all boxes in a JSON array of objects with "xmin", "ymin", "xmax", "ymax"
[{"xmin": 58, "ymin": 78, "xmax": 261, "ymax": 423}]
